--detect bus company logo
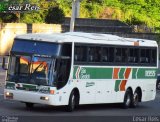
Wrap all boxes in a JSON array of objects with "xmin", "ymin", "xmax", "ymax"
[
  {"xmin": 75, "ymin": 67, "xmax": 90, "ymax": 79},
  {"xmin": 145, "ymin": 70, "xmax": 156, "ymax": 77},
  {"xmin": 0, "ymin": 2, "xmax": 40, "ymax": 13},
  {"xmin": 79, "ymin": 68, "xmax": 90, "ymax": 79}
]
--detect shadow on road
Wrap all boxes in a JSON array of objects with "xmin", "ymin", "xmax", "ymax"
[{"xmin": 8, "ymin": 102, "xmax": 149, "ymax": 114}]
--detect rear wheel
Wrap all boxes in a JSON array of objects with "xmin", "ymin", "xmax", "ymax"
[
  {"xmin": 157, "ymin": 80, "xmax": 160, "ymax": 90},
  {"xmin": 66, "ymin": 91, "xmax": 76, "ymax": 112},
  {"xmin": 122, "ymin": 89, "xmax": 132, "ymax": 109},
  {"xmin": 131, "ymin": 90, "xmax": 139, "ymax": 108},
  {"xmin": 25, "ymin": 103, "xmax": 34, "ymax": 109}
]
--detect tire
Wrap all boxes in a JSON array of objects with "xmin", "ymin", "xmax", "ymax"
[
  {"xmin": 123, "ymin": 89, "xmax": 132, "ymax": 109},
  {"xmin": 25, "ymin": 103, "xmax": 34, "ymax": 109},
  {"xmin": 66, "ymin": 91, "xmax": 76, "ymax": 112},
  {"xmin": 131, "ymin": 90, "xmax": 139, "ymax": 108},
  {"xmin": 156, "ymin": 80, "xmax": 160, "ymax": 90}
]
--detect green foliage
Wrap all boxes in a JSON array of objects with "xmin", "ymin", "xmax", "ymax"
[
  {"xmin": 20, "ymin": 12, "xmax": 44, "ymax": 23},
  {"xmin": 45, "ymin": 7, "xmax": 65, "ymax": 24},
  {"xmin": 0, "ymin": 0, "xmax": 160, "ymax": 32},
  {"xmin": 0, "ymin": 13, "xmax": 18, "ymax": 22}
]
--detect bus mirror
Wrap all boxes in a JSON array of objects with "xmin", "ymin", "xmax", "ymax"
[{"xmin": 2, "ymin": 57, "xmax": 8, "ymax": 70}]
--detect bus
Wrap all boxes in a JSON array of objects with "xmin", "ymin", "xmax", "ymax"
[{"xmin": 3, "ymin": 32, "xmax": 158, "ymax": 111}]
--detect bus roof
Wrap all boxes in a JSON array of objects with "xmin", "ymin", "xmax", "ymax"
[{"xmin": 15, "ymin": 32, "xmax": 158, "ymax": 47}]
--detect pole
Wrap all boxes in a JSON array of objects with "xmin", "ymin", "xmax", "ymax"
[
  {"xmin": 70, "ymin": 0, "xmax": 76, "ymax": 32},
  {"xmin": 75, "ymin": 0, "xmax": 80, "ymax": 18}
]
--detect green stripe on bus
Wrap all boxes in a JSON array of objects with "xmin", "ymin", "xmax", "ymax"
[
  {"xmin": 73, "ymin": 66, "xmax": 157, "ymax": 79},
  {"xmin": 136, "ymin": 68, "xmax": 157, "ymax": 79},
  {"xmin": 119, "ymin": 68, "xmax": 125, "ymax": 79},
  {"xmin": 86, "ymin": 68, "xmax": 113, "ymax": 79},
  {"xmin": 115, "ymin": 80, "xmax": 121, "ymax": 92},
  {"xmin": 73, "ymin": 67, "xmax": 113, "ymax": 79},
  {"xmin": 132, "ymin": 68, "xmax": 138, "ymax": 79},
  {"xmin": 132, "ymin": 68, "xmax": 157, "ymax": 79}
]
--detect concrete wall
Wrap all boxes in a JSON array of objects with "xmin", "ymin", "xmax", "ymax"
[
  {"xmin": 64, "ymin": 17, "xmax": 129, "ymax": 26},
  {"xmin": 0, "ymin": 23, "xmax": 27, "ymax": 56},
  {"xmin": 63, "ymin": 18, "xmax": 133, "ymax": 33},
  {"xmin": 0, "ymin": 23, "xmax": 62, "ymax": 56}
]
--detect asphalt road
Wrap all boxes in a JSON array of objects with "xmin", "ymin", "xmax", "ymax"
[{"xmin": 0, "ymin": 69, "xmax": 160, "ymax": 117}]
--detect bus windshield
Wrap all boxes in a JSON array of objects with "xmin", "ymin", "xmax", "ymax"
[{"xmin": 7, "ymin": 55, "xmax": 56, "ymax": 86}]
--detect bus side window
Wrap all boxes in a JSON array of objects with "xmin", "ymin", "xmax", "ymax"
[
  {"xmin": 122, "ymin": 48, "xmax": 128, "ymax": 63},
  {"xmin": 109, "ymin": 47, "xmax": 114, "ymax": 62},
  {"xmin": 146, "ymin": 49, "xmax": 151, "ymax": 63},
  {"xmin": 134, "ymin": 49, "xmax": 139, "ymax": 63},
  {"xmin": 115, "ymin": 48, "xmax": 122, "ymax": 62},
  {"xmin": 74, "ymin": 46, "xmax": 87, "ymax": 62},
  {"xmin": 151, "ymin": 49, "xmax": 157, "ymax": 64},
  {"xmin": 128, "ymin": 48, "xmax": 134, "ymax": 63},
  {"xmin": 88, "ymin": 47, "xmax": 101, "ymax": 62},
  {"xmin": 140, "ymin": 49, "xmax": 145, "ymax": 63},
  {"xmin": 128, "ymin": 48, "xmax": 139, "ymax": 63},
  {"xmin": 57, "ymin": 59, "xmax": 71, "ymax": 89},
  {"xmin": 88, "ymin": 47, "xmax": 94, "ymax": 62},
  {"xmin": 102, "ymin": 47, "xmax": 108, "ymax": 62},
  {"xmin": 140, "ymin": 49, "xmax": 149, "ymax": 63}
]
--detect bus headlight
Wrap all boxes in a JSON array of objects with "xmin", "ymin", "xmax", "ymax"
[{"xmin": 40, "ymin": 96, "xmax": 49, "ymax": 101}]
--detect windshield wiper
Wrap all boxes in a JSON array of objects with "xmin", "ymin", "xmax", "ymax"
[{"xmin": 32, "ymin": 61, "xmax": 44, "ymax": 74}]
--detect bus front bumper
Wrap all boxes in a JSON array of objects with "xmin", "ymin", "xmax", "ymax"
[{"xmin": 4, "ymin": 89, "xmax": 61, "ymax": 106}]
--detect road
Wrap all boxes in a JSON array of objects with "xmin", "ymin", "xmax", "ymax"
[{"xmin": 0, "ymin": 69, "xmax": 160, "ymax": 121}]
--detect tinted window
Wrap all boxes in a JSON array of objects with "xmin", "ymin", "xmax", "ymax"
[
  {"xmin": 74, "ymin": 46, "xmax": 87, "ymax": 62},
  {"xmin": 61, "ymin": 44, "xmax": 72, "ymax": 57},
  {"xmin": 12, "ymin": 39, "xmax": 60, "ymax": 56},
  {"xmin": 128, "ymin": 48, "xmax": 139, "ymax": 63},
  {"xmin": 140, "ymin": 49, "xmax": 149, "ymax": 63},
  {"xmin": 151, "ymin": 49, "xmax": 157, "ymax": 64},
  {"xmin": 88, "ymin": 47, "xmax": 101, "ymax": 62},
  {"xmin": 109, "ymin": 47, "xmax": 114, "ymax": 62},
  {"xmin": 74, "ymin": 44, "xmax": 157, "ymax": 67},
  {"xmin": 115, "ymin": 48, "xmax": 127, "ymax": 63}
]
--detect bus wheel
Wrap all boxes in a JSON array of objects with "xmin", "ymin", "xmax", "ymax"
[
  {"xmin": 66, "ymin": 91, "xmax": 76, "ymax": 112},
  {"xmin": 157, "ymin": 80, "xmax": 160, "ymax": 90},
  {"xmin": 25, "ymin": 102, "xmax": 34, "ymax": 109},
  {"xmin": 131, "ymin": 90, "xmax": 139, "ymax": 108},
  {"xmin": 123, "ymin": 89, "xmax": 132, "ymax": 109}
]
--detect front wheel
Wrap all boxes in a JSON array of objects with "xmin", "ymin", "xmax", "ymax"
[
  {"xmin": 66, "ymin": 91, "xmax": 76, "ymax": 112},
  {"xmin": 122, "ymin": 89, "xmax": 132, "ymax": 109}
]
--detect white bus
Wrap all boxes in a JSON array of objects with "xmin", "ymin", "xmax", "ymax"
[{"xmin": 3, "ymin": 32, "xmax": 158, "ymax": 111}]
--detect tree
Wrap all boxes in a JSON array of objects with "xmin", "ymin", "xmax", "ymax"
[
  {"xmin": 0, "ymin": 13, "xmax": 18, "ymax": 22},
  {"xmin": 45, "ymin": 7, "xmax": 65, "ymax": 24}
]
